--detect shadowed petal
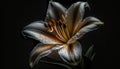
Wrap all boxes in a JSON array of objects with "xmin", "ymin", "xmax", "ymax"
[
  {"xmin": 67, "ymin": 17, "xmax": 103, "ymax": 44},
  {"xmin": 30, "ymin": 43, "xmax": 63, "ymax": 68},
  {"xmin": 45, "ymin": 1, "xmax": 66, "ymax": 22},
  {"xmin": 22, "ymin": 21, "xmax": 62, "ymax": 44},
  {"xmin": 58, "ymin": 41, "xmax": 82, "ymax": 65},
  {"xmin": 65, "ymin": 2, "xmax": 89, "ymax": 36}
]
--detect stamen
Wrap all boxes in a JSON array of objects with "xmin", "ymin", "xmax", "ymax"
[
  {"xmin": 56, "ymin": 35, "xmax": 66, "ymax": 42},
  {"xmin": 60, "ymin": 21, "xmax": 68, "ymax": 40},
  {"xmin": 61, "ymin": 15, "xmax": 71, "ymax": 38},
  {"xmin": 58, "ymin": 21, "xmax": 67, "ymax": 41},
  {"xmin": 47, "ymin": 17, "xmax": 71, "ymax": 42},
  {"xmin": 48, "ymin": 22, "xmax": 54, "ymax": 32},
  {"xmin": 61, "ymin": 15, "xmax": 66, "ymax": 24},
  {"xmin": 54, "ymin": 25, "xmax": 65, "ymax": 42},
  {"xmin": 65, "ymin": 25, "xmax": 70, "ymax": 39},
  {"xmin": 50, "ymin": 19, "xmax": 66, "ymax": 42},
  {"xmin": 48, "ymin": 27, "xmax": 53, "ymax": 32}
]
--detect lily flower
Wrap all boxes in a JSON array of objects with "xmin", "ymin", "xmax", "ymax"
[{"xmin": 22, "ymin": 1, "xmax": 103, "ymax": 68}]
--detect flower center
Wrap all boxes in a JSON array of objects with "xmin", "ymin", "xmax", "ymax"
[{"xmin": 47, "ymin": 15, "xmax": 71, "ymax": 43}]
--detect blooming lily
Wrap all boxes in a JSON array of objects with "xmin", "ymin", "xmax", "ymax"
[{"xmin": 22, "ymin": 1, "xmax": 103, "ymax": 68}]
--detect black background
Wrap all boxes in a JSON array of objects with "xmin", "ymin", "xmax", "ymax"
[{"xmin": 2, "ymin": 0, "xmax": 119, "ymax": 69}]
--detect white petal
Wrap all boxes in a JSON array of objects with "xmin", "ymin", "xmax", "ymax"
[
  {"xmin": 58, "ymin": 41, "xmax": 82, "ymax": 65},
  {"xmin": 45, "ymin": 1, "xmax": 66, "ymax": 22},
  {"xmin": 66, "ymin": 2, "xmax": 89, "ymax": 23},
  {"xmin": 77, "ymin": 17, "xmax": 103, "ymax": 38},
  {"xmin": 67, "ymin": 17, "xmax": 103, "ymax": 44},
  {"xmin": 71, "ymin": 2, "xmax": 89, "ymax": 35},
  {"xmin": 65, "ymin": 2, "xmax": 89, "ymax": 36},
  {"xmin": 22, "ymin": 21, "xmax": 62, "ymax": 44},
  {"xmin": 30, "ymin": 43, "xmax": 63, "ymax": 68}
]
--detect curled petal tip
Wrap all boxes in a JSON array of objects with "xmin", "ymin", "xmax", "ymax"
[{"xmin": 95, "ymin": 21, "xmax": 104, "ymax": 27}]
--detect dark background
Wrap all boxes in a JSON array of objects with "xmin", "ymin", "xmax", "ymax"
[{"xmin": 2, "ymin": 0, "xmax": 119, "ymax": 69}]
